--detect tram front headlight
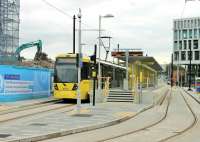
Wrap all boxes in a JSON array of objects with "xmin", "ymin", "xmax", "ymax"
[
  {"xmin": 72, "ymin": 84, "xmax": 78, "ymax": 90},
  {"xmin": 54, "ymin": 84, "xmax": 58, "ymax": 90}
]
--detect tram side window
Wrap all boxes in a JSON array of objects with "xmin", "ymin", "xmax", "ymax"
[{"xmin": 81, "ymin": 63, "xmax": 90, "ymax": 80}]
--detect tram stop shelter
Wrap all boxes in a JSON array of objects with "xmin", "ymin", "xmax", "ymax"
[{"xmin": 112, "ymin": 50, "xmax": 162, "ymax": 90}]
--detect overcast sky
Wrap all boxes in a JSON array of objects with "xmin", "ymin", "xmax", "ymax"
[{"xmin": 19, "ymin": 0, "xmax": 200, "ymax": 64}]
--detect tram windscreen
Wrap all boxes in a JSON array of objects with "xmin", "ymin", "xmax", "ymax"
[{"xmin": 54, "ymin": 58, "xmax": 78, "ymax": 83}]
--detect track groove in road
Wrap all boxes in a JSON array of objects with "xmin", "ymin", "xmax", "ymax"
[
  {"xmin": 157, "ymin": 89, "xmax": 198, "ymax": 142},
  {"xmin": 97, "ymin": 89, "xmax": 171, "ymax": 142},
  {"xmin": 39, "ymin": 88, "xmax": 171, "ymax": 142},
  {"xmin": 100, "ymin": 88, "xmax": 197, "ymax": 142},
  {"xmin": 0, "ymin": 102, "xmax": 74, "ymax": 123},
  {"xmin": 0, "ymin": 99, "xmax": 62, "ymax": 115}
]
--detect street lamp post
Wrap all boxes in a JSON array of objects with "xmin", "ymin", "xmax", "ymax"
[
  {"xmin": 177, "ymin": 54, "xmax": 179, "ymax": 86},
  {"xmin": 77, "ymin": 9, "xmax": 82, "ymax": 111},
  {"xmin": 98, "ymin": 14, "xmax": 114, "ymax": 91},
  {"xmin": 188, "ymin": 46, "xmax": 192, "ymax": 91},
  {"xmin": 171, "ymin": 54, "xmax": 174, "ymax": 88}
]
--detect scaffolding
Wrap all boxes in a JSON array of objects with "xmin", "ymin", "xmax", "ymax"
[{"xmin": 0, "ymin": 0, "xmax": 20, "ymax": 62}]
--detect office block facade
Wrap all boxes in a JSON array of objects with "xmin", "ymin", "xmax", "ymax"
[{"xmin": 173, "ymin": 17, "xmax": 200, "ymax": 78}]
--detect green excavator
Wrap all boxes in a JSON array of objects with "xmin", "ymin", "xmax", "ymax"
[{"xmin": 14, "ymin": 40, "xmax": 43, "ymax": 61}]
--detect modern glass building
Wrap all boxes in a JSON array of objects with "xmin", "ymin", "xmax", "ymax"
[
  {"xmin": 173, "ymin": 17, "xmax": 200, "ymax": 78},
  {"xmin": 0, "ymin": 0, "xmax": 20, "ymax": 62}
]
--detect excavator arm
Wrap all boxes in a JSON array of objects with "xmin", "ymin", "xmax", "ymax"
[{"xmin": 15, "ymin": 40, "xmax": 42, "ymax": 61}]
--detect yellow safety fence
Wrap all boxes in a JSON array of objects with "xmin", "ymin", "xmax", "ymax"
[{"xmin": 98, "ymin": 77, "xmax": 111, "ymax": 96}]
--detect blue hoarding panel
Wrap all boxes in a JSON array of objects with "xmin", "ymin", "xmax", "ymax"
[
  {"xmin": 0, "ymin": 65, "xmax": 51, "ymax": 102},
  {"xmin": 196, "ymin": 78, "xmax": 200, "ymax": 94}
]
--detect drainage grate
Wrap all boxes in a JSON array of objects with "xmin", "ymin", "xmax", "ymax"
[
  {"xmin": 0, "ymin": 134, "xmax": 11, "ymax": 138},
  {"xmin": 30, "ymin": 123, "xmax": 47, "ymax": 126}
]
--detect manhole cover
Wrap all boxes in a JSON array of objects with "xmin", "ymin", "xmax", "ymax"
[
  {"xmin": 30, "ymin": 123, "xmax": 47, "ymax": 126},
  {"xmin": 0, "ymin": 134, "xmax": 11, "ymax": 138}
]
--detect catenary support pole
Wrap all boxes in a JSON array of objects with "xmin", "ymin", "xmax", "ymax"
[
  {"xmin": 93, "ymin": 44, "xmax": 97, "ymax": 106},
  {"xmin": 188, "ymin": 46, "xmax": 192, "ymax": 91},
  {"xmin": 117, "ymin": 44, "xmax": 119, "ymax": 64},
  {"xmin": 73, "ymin": 15, "xmax": 76, "ymax": 54},
  {"xmin": 98, "ymin": 15, "xmax": 102, "ymax": 91}
]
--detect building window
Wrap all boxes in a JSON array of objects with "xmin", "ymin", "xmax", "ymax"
[
  {"xmin": 183, "ymin": 30, "xmax": 187, "ymax": 39},
  {"xmin": 193, "ymin": 40, "xmax": 198, "ymax": 49},
  {"xmin": 174, "ymin": 22, "xmax": 176, "ymax": 29},
  {"xmin": 190, "ymin": 20, "xmax": 192, "ymax": 28},
  {"xmin": 184, "ymin": 20, "xmax": 187, "ymax": 28},
  {"xmin": 177, "ymin": 21, "xmax": 180, "ymax": 29},
  {"xmin": 174, "ymin": 30, "xmax": 178, "ymax": 40},
  {"xmin": 191, "ymin": 20, "xmax": 194, "ymax": 27},
  {"xmin": 198, "ymin": 19, "xmax": 200, "ymax": 27},
  {"xmin": 188, "ymin": 51, "xmax": 193, "ymax": 60},
  {"xmin": 189, "ymin": 29, "xmax": 193, "ymax": 38},
  {"xmin": 195, "ymin": 51, "xmax": 199, "ymax": 60},
  {"xmin": 188, "ymin": 40, "xmax": 192, "ymax": 49},
  {"xmin": 174, "ymin": 41, "xmax": 178, "ymax": 50},
  {"xmin": 179, "ymin": 41, "xmax": 182, "ymax": 49},
  {"xmin": 175, "ymin": 51, "xmax": 179, "ymax": 61},
  {"xmin": 194, "ymin": 29, "xmax": 198, "ymax": 38},
  {"xmin": 181, "ymin": 51, "xmax": 186, "ymax": 61},
  {"xmin": 199, "ymin": 29, "xmax": 200, "ymax": 38},
  {"xmin": 184, "ymin": 40, "xmax": 187, "ymax": 49},
  {"xmin": 179, "ymin": 30, "xmax": 181, "ymax": 39},
  {"xmin": 195, "ymin": 19, "xmax": 197, "ymax": 27}
]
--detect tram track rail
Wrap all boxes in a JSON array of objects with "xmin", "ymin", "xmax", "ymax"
[
  {"xmin": 19, "ymin": 88, "xmax": 170, "ymax": 142},
  {"xmin": 0, "ymin": 102, "xmax": 75, "ymax": 123},
  {"xmin": 0, "ymin": 88, "xmax": 170, "ymax": 142},
  {"xmin": 157, "ymin": 88, "xmax": 198, "ymax": 142},
  {"xmin": 0, "ymin": 99, "xmax": 62, "ymax": 115},
  {"xmin": 182, "ymin": 88, "xmax": 200, "ymax": 104},
  {"xmin": 95, "ymin": 89, "xmax": 171, "ymax": 142},
  {"xmin": 158, "ymin": 89, "xmax": 170, "ymax": 106},
  {"xmin": 97, "ymin": 87, "xmax": 199, "ymax": 142}
]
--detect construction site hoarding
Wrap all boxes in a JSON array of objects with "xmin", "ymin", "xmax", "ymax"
[{"xmin": 0, "ymin": 65, "xmax": 51, "ymax": 102}]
